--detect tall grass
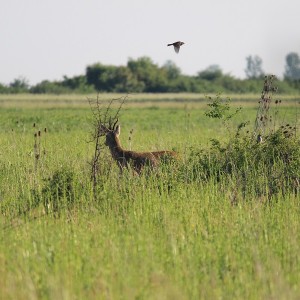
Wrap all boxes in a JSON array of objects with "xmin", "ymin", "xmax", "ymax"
[{"xmin": 0, "ymin": 95, "xmax": 300, "ymax": 299}]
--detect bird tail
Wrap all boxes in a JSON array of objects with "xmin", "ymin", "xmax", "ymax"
[{"xmin": 167, "ymin": 43, "xmax": 172, "ymax": 46}]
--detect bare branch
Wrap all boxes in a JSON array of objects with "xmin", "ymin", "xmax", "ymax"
[{"xmin": 87, "ymin": 94, "xmax": 128, "ymax": 193}]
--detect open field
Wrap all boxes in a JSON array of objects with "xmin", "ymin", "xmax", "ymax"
[
  {"xmin": 0, "ymin": 93, "xmax": 299, "ymax": 108},
  {"xmin": 1, "ymin": 93, "xmax": 300, "ymax": 299}
]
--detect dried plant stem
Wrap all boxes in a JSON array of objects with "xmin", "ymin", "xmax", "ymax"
[
  {"xmin": 88, "ymin": 94, "xmax": 127, "ymax": 193},
  {"xmin": 254, "ymin": 75, "xmax": 278, "ymax": 136}
]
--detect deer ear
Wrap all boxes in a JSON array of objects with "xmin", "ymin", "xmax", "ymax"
[{"xmin": 115, "ymin": 124, "xmax": 120, "ymax": 136}]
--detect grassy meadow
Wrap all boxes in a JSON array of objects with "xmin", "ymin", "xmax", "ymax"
[{"xmin": 1, "ymin": 93, "xmax": 300, "ymax": 299}]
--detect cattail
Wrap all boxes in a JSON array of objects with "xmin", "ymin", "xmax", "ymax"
[
  {"xmin": 44, "ymin": 128, "xmax": 47, "ymax": 133},
  {"xmin": 38, "ymin": 130, "xmax": 41, "ymax": 137},
  {"xmin": 33, "ymin": 123, "xmax": 36, "ymax": 127},
  {"xmin": 34, "ymin": 133, "xmax": 37, "ymax": 138}
]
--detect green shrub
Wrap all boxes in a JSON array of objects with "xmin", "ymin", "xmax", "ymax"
[
  {"xmin": 186, "ymin": 80, "xmax": 300, "ymax": 200},
  {"xmin": 39, "ymin": 169, "xmax": 77, "ymax": 215},
  {"xmin": 188, "ymin": 124, "xmax": 300, "ymax": 199}
]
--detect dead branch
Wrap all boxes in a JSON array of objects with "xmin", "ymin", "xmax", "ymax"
[{"xmin": 87, "ymin": 94, "xmax": 127, "ymax": 193}]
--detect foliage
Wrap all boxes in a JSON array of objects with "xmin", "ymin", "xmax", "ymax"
[
  {"xmin": 2, "ymin": 55, "xmax": 300, "ymax": 94},
  {"xmin": 284, "ymin": 52, "xmax": 300, "ymax": 80},
  {"xmin": 162, "ymin": 60, "xmax": 181, "ymax": 79},
  {"xmin": 204, "ymin": 94, "xmax": 242, "ymax": 136},
  {"xmin": 197, "ymin": 64, "xmax": 223, "ymax": 81},
  {"xmin": 245, "ymin": 55, "xmax": 264, "ymax": 79},
  {"xmin": 0, "ymin": 82, "xmax": 9, "ymax": 93},
  {"xmin": 189, "ymin": 128, "xmax": 300, "ymax": 198},
  {"xmin": 189, "ymin": 76, "xmax": 300, "ymax": 199},
  {"xmin": 30, "ymin": 80, "xmax": 72, "ymax": 94},
  {"xmin": 35, "ymin": 169, "xmax": 77, "ymax": 215},
  {"xmin": 205, "ymin": 95, "xmax": 230, "ymax": 119},
  {"xmin": 9, "ymin": 76, "xmax": 30, "ymax": 93}
]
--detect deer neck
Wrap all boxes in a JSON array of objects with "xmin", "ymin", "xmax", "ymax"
[{"xmin": 108, "ymin": 136, "xmax": 124, "ymax": 158}]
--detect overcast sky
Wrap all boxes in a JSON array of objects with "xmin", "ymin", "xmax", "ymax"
[{"xmin": 1, "ymin": 0, "xmax": 299, "ymax": 85}]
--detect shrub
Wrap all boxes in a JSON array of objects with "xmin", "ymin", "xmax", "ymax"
[
  {"xmin": 39, "ymin": 169, "xmax": 77, "ymax": 215},
  {"xmin": 189, "ymin": 127, "xmax": 300, "ymax": 198},
  {"xmin": 188, "ymin": 77, "xmax": 300, "ymax": 200}
]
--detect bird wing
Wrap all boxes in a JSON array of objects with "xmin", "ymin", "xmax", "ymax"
[{"xmin": 174, "ymin": 45, "xmax": 180, "ymax": 53}]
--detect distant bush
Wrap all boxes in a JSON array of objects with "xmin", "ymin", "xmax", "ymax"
[
  {"xmin": 0, "ymin": 83, "xmax": 9, "ymax": 93},
  {"xmin": 2, "ymin": 57, "xmax": 300, "ymax": 94},
  {"xmin": 30, "ymin": 80, "xmax": 71, "ymax": 94},
  {"xmin": 30, "ymin": 78, "xmax": 95, "ymax": 94}
]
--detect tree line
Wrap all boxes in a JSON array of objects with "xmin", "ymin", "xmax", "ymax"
[{"xmin": 1, "ymin": 52, "xmax": 300, "ymax": 94}]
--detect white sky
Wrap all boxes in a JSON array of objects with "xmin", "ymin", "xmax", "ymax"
[{"xmin": 1, "ymin": 0, "xmax": 299, "ymax": 85}]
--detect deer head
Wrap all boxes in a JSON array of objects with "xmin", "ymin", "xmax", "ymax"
[
  {"xmin": 105, "ymin": 124, "xmax": 121, "ymax": 147},
  {"xmin": 99, "ymin": 118, "xmax": 120, "ymax": 148}
]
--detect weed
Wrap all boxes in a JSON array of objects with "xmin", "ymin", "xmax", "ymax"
[
  {"xmin": 33, "ymin": 168, "xmax": 77, "ymax": 216},
  {"xmin": 190, "ymin": 76, "xmax": 300, "ymax": 200}
]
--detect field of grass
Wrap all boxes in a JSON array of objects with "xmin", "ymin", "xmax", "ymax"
[{"xmin": 1, "ymin": 93, "xmax": 300, "ymax": 299}]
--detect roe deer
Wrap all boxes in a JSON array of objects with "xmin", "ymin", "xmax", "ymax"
[{"xmin": 103, "ymin": 123, "xmax": 177, "ymax": 174}]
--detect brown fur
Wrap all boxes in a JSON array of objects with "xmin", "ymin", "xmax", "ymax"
[{"xmin": 105, "ymin": 125, "xmax": 177, "ymax": 174}]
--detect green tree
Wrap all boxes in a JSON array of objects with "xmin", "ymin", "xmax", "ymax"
[
  {"xmin": 127, "ymin": 57, "xmax": 169, "ymax": 92},
  {"xmin": 0, "ymin": 82, "xmax": 9, "ymax": 93},
  {"xmin": 245, "ymin": 55, "xmax": 264, "ymax": 79},
  {"xmin": 61, "ymin": 75, "xmax": 94, "ymax": 92},
  {"xmin": 111, "ymin": 66, "xmax": 145, "ymax": 92},
  {"xmin": 284, "ymin": 52, "xmax": 300, "ymax": 80},
  {"xmin": 30, "ymin": 80, "xmax": 70, "ymax": 94},
  {"xmin": 197, "ymin": 65, "xmax": 223, "ymax": 81},
  {"xmin": 86, "ymin": 63, "xmax": 116, "ymax": 91},
  {"xmin": 9, "ymin": 76, "xmax": 30, "ymax": 93},
  {"xmin": 162, "ymin": 60, "xmax": 181, "ymax": 80}
]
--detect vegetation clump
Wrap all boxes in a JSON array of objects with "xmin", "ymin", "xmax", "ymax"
[
  {"xmin": 188, "ymin": 76, "xmax": 300, "ymax": 200},
  {"xmin": 34, "ymin": 168, "xmax": 77, "ymax": 216}
]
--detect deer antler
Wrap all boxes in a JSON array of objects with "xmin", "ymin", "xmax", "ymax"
[
  {"xmin": 98, "ymin": 117, "xmax": 119, "ymax": 137},
  {"xmin": 107, "ymin": 117, "xmax": 119, "ymax": 131},
  {"xmin": 112, "ymin": 118, "xmax": 119, "ymax": 130},
  {"xmin": 99, "ymin": 124, "xmax": 109, "ymax": 135}
]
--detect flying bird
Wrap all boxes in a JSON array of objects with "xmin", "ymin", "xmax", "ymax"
[{"xmin": 167, "ymin": 41, "xmax": 185, "ymax": 53}]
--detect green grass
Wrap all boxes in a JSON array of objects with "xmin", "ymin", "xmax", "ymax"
[{"xmin": 0, "ymin": 94, "xmax": 300, "ymax": 299}]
